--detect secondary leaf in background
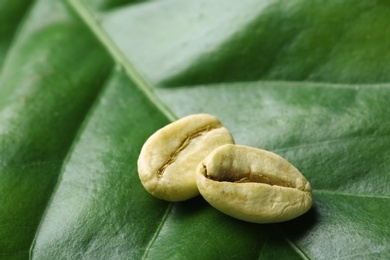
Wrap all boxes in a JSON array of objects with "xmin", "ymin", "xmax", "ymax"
[{"xmin": 101, "ymin": 0, "xmax": 390, "ymax": 86}]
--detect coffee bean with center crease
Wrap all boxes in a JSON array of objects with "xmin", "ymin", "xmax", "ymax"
[
  {"xmin": 196, "ymin": 144, "xmax": 312, "ymax": 223},
  {"xmin": 138, "ymin": 114, "xmax": 234, "ymax": 201}
]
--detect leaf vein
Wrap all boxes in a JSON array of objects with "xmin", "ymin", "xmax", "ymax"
[
  {"xmin": 142, "ymin": 203, "xmax": 173, "ymax": 260},
  {"xmin": 28, "ymin": 67, "xmax": 117, "ymax": 258},
  {"xmin": 66, "ymin": 0, "xmax": 176, "ymax": 122},
  {"xmin": 314, "ymin": 190, "xmax": 389, "ymax": 199}
]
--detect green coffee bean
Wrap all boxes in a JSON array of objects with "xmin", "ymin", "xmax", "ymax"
[
  {"xmin": 138, "ymin": 114, "xmax": 234, "ymax": 201},
  {"xmin": 196, "ymin": 144, "xmax": 312, "ymax": 223}
]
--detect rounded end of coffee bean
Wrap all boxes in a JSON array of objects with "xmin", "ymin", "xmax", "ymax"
[{"xmin": 138, "ymin": 165, "xmax": 200, "ymax": 201}]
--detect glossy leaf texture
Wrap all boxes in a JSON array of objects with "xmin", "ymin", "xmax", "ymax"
[{"xmin": 0, "ymin": 0, "xmax": 389, "ymax": 259}]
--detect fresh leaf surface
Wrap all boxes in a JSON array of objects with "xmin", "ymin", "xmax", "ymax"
[
  {"xmin": 0, "ymin": 0, "xmax": 112, "ymax": 258},
  {"xmin": 0, "ymin": 0, "xmax": 389, "ymax": 259},
  {"xmin": 101, "ymin": 0, "xmax": 390, "ymax": 86},
  {"xmin": 0, "ymin": 0, "xmax": 34, "ymax": 68}
]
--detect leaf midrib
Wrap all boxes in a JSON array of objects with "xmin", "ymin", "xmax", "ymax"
[{"xmin": 66, "ymin": 0, "xmax": 176, "ymax": 122}]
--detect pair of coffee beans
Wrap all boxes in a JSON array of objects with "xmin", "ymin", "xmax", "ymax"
[{"xmin": 137, "ymin": 114, "xmax": 312, "ymax": 223}]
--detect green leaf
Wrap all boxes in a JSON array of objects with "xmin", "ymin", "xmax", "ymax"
[
  {"xmin": 0, "ymin": 0, "xmax": 34, "ymax": 68},
  {"xmin": 1, "ymin": 0, "xmax": 389, "ymax": 259},
  {"xmin": 0, "ymin": 0, "xmax": 113, "ymax": 258}
]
